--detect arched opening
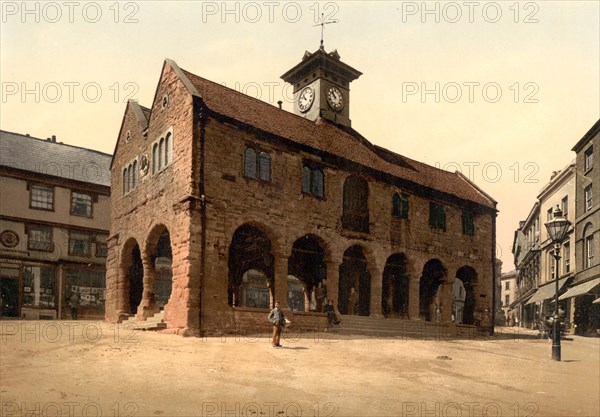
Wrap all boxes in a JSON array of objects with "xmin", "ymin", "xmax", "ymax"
[
  {"xmin": 419, "ymin": 259, "xmax": 447, "ymax": 322},
  {"xmin": 382, "ymin": 253, "xmax": 409, "ymax": 319},
  {"xmin": 153, "ymin": 230, "xmax": 173, "ymax": 309},
  {"xmin": 341, "ymin": 176, "xmax": 369, "ymax": 233},
  {"xmin": 228, "ymin": 225, "xmax": 274, "ymax": 308},
  {"xmin": 456, "ymin": 266, "xmax": 478, "ymax": 325},
  {"xmin": 288, "ymin": 235, "xmax": 327, "ymax": 312},
  {"xmin": 339, "ymin": 245, "xmax": 370, "ymax": 316},
  {"xmin": 127, "ymin": 243, "xmax": 143, "ymax": 315}
]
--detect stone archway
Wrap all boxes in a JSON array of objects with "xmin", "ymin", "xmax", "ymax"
[
  {"xmin": 152, "ymin": 230, "xmax": 173, "ymax": 310},
  {"xmin": 288, "ymin": 235, "xmax": 327, "ymax": 312},
  {"xmin": 119, "ymin": 238, "xmax": 143, "ymax": 315},
  {"xmin": 228, "ymin": 224, "xmax": 274, "ymax": 308},
  {"xmin": 456, "ymin": 266, "xmax": 478, "ymax": 325},
  {"xmin": 339, "ymin": 245, "xmax": 370, "ymax": 316},
  {"xmin": 382, "ymin": 253, "xmax": 409, "ymax": 319},
  {"xmin": 419, "ymin": 259, "xmax": 447, "ymax": 322}
]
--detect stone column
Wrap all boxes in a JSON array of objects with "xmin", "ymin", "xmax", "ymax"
[
  {"xmin": 369, "ymin": 263, "xmax": 383, "ymax": 318},
  {"xmin": 325, "ymin": 259, "xmax": 341, "ymax": 316},
  {"xmin": 272, "ymin": 252, "xmax": 289, "ymax": 310},
  {"xmin": 440, "ymin": 281, "xmax": 454, "ymax": 323},
  {"xmin": 136, "ymin": 255, "xmax": 158, "ymax": 320},
  {"xmin": 407, "ymin": 259, "xmax": 424, "ymax": 320}
]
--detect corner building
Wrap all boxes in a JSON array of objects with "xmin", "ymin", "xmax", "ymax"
[{"xmin": 106, "ymin": 50, "xmax": 497, "ymax": 336}]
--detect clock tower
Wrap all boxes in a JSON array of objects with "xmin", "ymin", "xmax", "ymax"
[{"xmin": 281, "ymin": 48, "xmax": 362, "ymax": 127}]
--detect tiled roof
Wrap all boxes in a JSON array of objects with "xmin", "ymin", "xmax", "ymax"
[
  {"xmin": 179, "ymin": 65, "xmax": 496, "ymax": 209},
  {"xmin": 0, "ymin": 130, "xmax": 112, "ymax": 187}
]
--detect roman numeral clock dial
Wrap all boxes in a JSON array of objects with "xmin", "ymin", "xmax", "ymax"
[
  {"xmin": 298, "ymin": 86, "xmax": 315, "ymax": 113},
  {"xmin": 326, "ymin": 86, "xmax": 344, "ymax": 111}
]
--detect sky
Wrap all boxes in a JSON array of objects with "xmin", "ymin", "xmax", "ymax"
[{"xmin": 1, "ymin": 1, "xmax": 599, "ymax": 271}]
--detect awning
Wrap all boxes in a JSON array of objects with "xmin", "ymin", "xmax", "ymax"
[
  {"xmin": 526, "ymin": 278, "xmax": 570, "ymax": 304},
  {"xmin": 510, "ymin": 288, "xmax": 537, "ymax": 309},
  {"xmin": 559, "ymin": 278, "xmax": 600, "ymax": 300}
]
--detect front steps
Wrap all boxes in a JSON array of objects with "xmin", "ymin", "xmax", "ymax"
[
  {"xmin": 120, "ymin": 310, "xmax": 166, "ymax": 331},
  {"xmin": 331, "ymin": 315, "xmax": 480, "ymax": 339}
]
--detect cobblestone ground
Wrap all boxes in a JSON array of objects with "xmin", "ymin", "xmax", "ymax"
[{"xmin": 0, "ymin": 322, "xmax": 598, "ymax": 417}]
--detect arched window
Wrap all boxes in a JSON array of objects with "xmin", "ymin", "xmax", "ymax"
[
  {"xmin": 258, "ymin": 152, "xmax": 270, "ymax": 181},
  {"xmin": 152, "ymin": 143, "xmax": 158, "ymax": 175},
  {"xmin": 342, "ymin": 176, "xmax": 369, "ymax": 232},
  {"xmin": 158, "ymin": 138, "xmax": 165, "ymax": 171},
  {"xmin": 123, "ymin": 169, "xmax": 129, "ymax": 195},
  {"xmin": 128, "ymin": 164, "xmax": 133, "ymax": 192},
  {"xmin": 164, "ymin": 133, "xmax": 171, "ymax": 166},
  {"xmin": 132, "ymin": 160, "xmax": 138, "ymax": 189},
  {"xmin": 244, "ymin": 147, "xmax": 257, "ymax": 178}
]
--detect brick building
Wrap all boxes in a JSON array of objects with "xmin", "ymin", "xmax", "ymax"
[
  {"xmin": 0, "ymin": 131, "xmax": 111, "ymax": 320},
  {"xmin": 105, "ymin": 49, "xmax": 497, "ymax": 336}
]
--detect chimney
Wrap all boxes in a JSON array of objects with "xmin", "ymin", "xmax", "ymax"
[
  {"xmin": 277, "ymin": 100, "xmax": 283, "ymax": 110},
  {"xmin": 51, "ymin": 135, "xmax": 56, "ymax": 143}
]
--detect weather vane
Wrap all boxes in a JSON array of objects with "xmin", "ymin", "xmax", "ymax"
[{"xmin": 313, "ymin": 13, "xmax": 338, "ymax": 50}]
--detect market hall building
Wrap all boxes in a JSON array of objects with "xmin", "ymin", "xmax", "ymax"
[{"xmin": 105, "ymin": 48, "xmax": 498, "ymax": 336}]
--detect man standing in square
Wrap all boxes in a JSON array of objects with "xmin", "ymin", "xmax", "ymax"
[{"xmin": 268, "ymin": 301, "xmax": 285, "ymax": 347}]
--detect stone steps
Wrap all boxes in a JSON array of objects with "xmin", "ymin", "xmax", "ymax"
[
  {"xmin": 121, "ymin": 311, "xmax": 166, "ymax": 331},
  {"xmin": 333, "ymin": 315, "xmax": 479, "ymax": 339}
]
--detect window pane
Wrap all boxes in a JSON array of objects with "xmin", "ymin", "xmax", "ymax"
[
  {"xmin": 28, "ymin": 226, "xmax": 53, "ymax": 251},
  {"xmin": 70, "ymin": 231, "xmax": 90, "ymax": 256},
  {"xmin": 31, "ymin": 185, "xmax": 53, "ymax": 210},
  {"xmin": 312, "ymin": 169, "xmax": 324, "ymax": 197},
  {"xmin": 392, "ymin": 193, "xmax": 401, "ymax": 218},
  {"xmin": 401, "ymin": 194, "xmax": 410, "ymax": 219},
  {"xmin": 245, "ymin": 148, "xmax": 257, "ymax": 178},
  {"xmin": 152, "ymin": 144, "xmax": 158, "ymax": 175},
  {"xmin": 123, "ymin": 169, "xmax": 128, "ymax": 194},
  {"xmin": 159, "ymin": 139, "xmax": 164, "ymax": 170},
  {"xmin": 258, "ymin": 152, "xmax": 270, "ymax": 181},
  {"xmin": 22, "ymin": 266, "xmax": 56, "ymax": 308},
  {"xmin": 302, "ymin": 166, "xmax": 311, "ymax": 193},
  {"xmin": 132, "ymin": 161, "xmax": 138, "ymax": 189},
  {"xmin": 165, "ymin": 133, "xmax": 171, "ymax": 166},
  {"xmin": 71, "ymin": 192, "xmax": 92, "ymax": 217},
  {"xmin": 66, "ymin": 269, "xmax": 106, "ymax": 307}
]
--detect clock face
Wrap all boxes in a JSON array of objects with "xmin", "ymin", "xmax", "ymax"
[
  {"xmin": 297, "ymin": 86, "xmax": 315, "ymax": 113},
  {"xmin": 326, "ymin": 86, "xmax": 344, "ymax": 111}
]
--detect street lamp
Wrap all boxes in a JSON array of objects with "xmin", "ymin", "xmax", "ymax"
[{"xmin": 544, "ymin": 205, "xmax": 571, "ymax": 361}]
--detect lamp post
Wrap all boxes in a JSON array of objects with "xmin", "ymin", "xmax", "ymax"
[{"xmin": 544, "ymin": 205, "xmax": 571, "ymax": 361}]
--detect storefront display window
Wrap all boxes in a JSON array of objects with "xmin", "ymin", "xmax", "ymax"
[
  {"xmin": 22, "ymin": 266, "xmax": 56, "ymax": 308},
  {"xmin": 65, "ymin": 269, "xmax": 106, "ymax": 307}
]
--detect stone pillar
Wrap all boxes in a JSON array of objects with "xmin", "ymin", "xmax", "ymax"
[
  {"xmin": 325, "ymin": 259, "xmax": 341, "ymax": 316},
  {"xmin": 440, "ymin": 282, "xmax": 454, "ymax": 323},
  {"xmin": 369, "ymin": 263, "xmax": 383, "ymax": 318},
  {"xmin": 408, "ymin": 277, "xmax": 420, "ymax": 320},
  {"xmin": 273, "ymin": 252, "xmax": 289, "ymax": 310},
  {"xmin": 136, "ymin": 255, "xmax": 158, "ymax": 320}
]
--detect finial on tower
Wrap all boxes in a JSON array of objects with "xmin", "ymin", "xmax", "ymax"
[{"xmin": 313, "ymin": 13, "xmax": 338, "ymax": 50}]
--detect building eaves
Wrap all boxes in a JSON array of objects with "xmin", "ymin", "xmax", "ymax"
[
  {"xmin": 572, "ymin": 118, "xmax": 600, "ymax": 152},
  {"xmin": 0, "ymin": 130, "xmax": 112, "ymax": 187}
]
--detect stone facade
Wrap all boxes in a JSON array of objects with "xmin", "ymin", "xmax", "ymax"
[
  {"xmin": 0, "ymin": 131, "xmax": 111, "ymax": 320},
  {"xmin": 106, "ymin": 55, "xmax": 497, "ymax": 336}
]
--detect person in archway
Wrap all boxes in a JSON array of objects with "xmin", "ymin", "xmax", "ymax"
[
  {"xmin": 348, "ymin": 287, "xmax": 358, "ymax": 315},
  {"xmin": 325, "ymin": 299, "xmax": 340, "ymax": 325},
  {"xmin": 69, "ymin": 290, "xmax": 81, "ymax": 320},
  {"xmin": 268, "ymin": 301, "xmax": 285, "ymax": 347}
]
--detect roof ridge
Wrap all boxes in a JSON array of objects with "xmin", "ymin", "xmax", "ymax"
[{"xmin": 0, "ymin": 129, "xmax": 112, "ymax": 157}]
